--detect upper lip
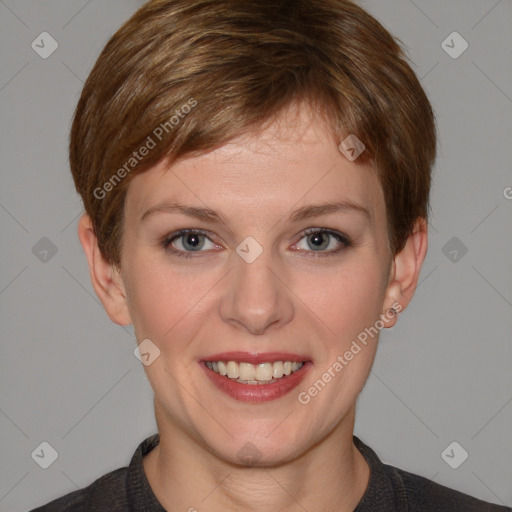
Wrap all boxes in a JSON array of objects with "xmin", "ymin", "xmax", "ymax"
[{"xmin": 202, "ymin": 351, "xmax": 311, "ymax": 364}]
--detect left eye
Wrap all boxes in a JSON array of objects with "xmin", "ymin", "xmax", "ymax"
[{"xmin": 293, "ymin": 229, "xmax": 350, "ymax": 254}]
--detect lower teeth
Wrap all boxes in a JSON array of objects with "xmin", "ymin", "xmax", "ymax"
[{"xmin": 234, "ymin": 378, "xmax": 274, "ymax": 385}]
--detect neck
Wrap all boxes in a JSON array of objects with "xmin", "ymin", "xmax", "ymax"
[{"xmin": 143, "ymin": 404, "xmax": 370, "ymax": 512}]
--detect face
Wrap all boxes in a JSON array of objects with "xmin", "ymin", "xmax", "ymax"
[{"xmin": 117, "ymin": 104, "xmax": 399, "ymax": 466}]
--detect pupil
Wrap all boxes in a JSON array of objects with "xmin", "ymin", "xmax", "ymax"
[
  {"xmin": 308, "ymin": 232, "xmax": 328, "ymax": 250},
  {"xmin": 185, "ymin": 233, "xmax": 203, "ymax": 250}
]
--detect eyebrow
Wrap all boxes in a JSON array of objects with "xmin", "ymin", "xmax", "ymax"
[{"xmin": 140, "ymin": 200, "xmax": 371, "ymax": 225}]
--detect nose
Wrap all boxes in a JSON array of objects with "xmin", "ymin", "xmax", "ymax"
[{"xmin": 219, "ymin": 248, "xmax": 294, "ymax": 335}]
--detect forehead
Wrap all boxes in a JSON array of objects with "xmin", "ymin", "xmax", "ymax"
[{"xmin": 125, "ymin": 105, "xmax": 385, "ymax": 227}]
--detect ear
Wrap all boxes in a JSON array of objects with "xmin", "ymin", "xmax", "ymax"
[
  {"xmin": 77, "ymin": 213, "xmax": 132, "ymax": 326},
  {"xmin": 381, "ymin": 218, "xmax": 428, "ymax": 328}
]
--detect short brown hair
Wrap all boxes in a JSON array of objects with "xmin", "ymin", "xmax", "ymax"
[{"xmin": 70, "ymin": 0, "xmax": 436, "ymax": 268}]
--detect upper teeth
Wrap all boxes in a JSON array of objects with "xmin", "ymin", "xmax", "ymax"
[{"xmin": 206, "ymin": 360, "xmax": 304, "ymax": 382}]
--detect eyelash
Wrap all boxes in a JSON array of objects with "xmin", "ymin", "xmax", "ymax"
[{"xmin": 161, "ymin": 228, "xmax": 352, "ymax": 259}]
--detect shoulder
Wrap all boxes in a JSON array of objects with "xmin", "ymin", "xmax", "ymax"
[
  {"xmin": 353, "ymin": 436, "xmax": 510, "ymax": 512},
  {"xmin": 28, "ymin": 467, "xmax": 129, "ymax": 512},
  {"xmin": 29, "ymin": 433, "xmax": 162, "ymax": 512},
  {"xmin": 392, "ymin": 465, "xmax": 511, "ymax": 511}
]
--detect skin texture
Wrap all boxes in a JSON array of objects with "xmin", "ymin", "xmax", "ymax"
[{"xmin": 78, "ymin": 103, "xmax": 428, "ymax": 512}]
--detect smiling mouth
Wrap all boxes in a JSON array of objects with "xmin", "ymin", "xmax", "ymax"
[{"xmin": 205, "ymin": 360, "xmax": 305, "ymax": 385}]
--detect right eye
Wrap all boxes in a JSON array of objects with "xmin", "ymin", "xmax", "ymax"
[{"xmin": 162, "ymin": 229, "xmax": 221, "ymax": 258}]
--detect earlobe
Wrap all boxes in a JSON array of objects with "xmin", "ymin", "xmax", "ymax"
[
  {"xmin": 381, "ymin": 218, "xmax": 428, "ymax": 328},
  {"xmin": 77, "ymin": 213, "xmax": 132, "ymax": 326}
]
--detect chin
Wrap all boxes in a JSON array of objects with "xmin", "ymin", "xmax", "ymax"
[{"xmin": 199, "ymin": 422, "xmax": 314, "ymax": 468}]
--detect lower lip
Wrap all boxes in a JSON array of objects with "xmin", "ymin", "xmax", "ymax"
[{"xmin": 201, "ymin": 362, "xmax": 312, "ymax": 403}]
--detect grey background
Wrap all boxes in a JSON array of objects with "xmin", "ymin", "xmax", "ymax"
[{"xmin": 0, "ymin": 0, "xmax": 511, "ymax": 510}]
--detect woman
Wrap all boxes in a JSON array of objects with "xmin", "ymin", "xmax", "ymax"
[{"xmin": 31, "ymin": 0, "xmax": 510, "ymax": 510}]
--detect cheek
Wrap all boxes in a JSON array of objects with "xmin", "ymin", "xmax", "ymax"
[
  {"xmin": 123, "ymin": 258, "xmax": 172, "ymax": 334},
  {"xmin": 300, "ymin": 258, "xmax": 385, "ymax": 343},
  {"xmin": 125, "ymin": 261, "xmax": 217, "ymax": 343},
  {"xmin": 308, "ymin": 259, "xmax": 385, "ymax": 400}
]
